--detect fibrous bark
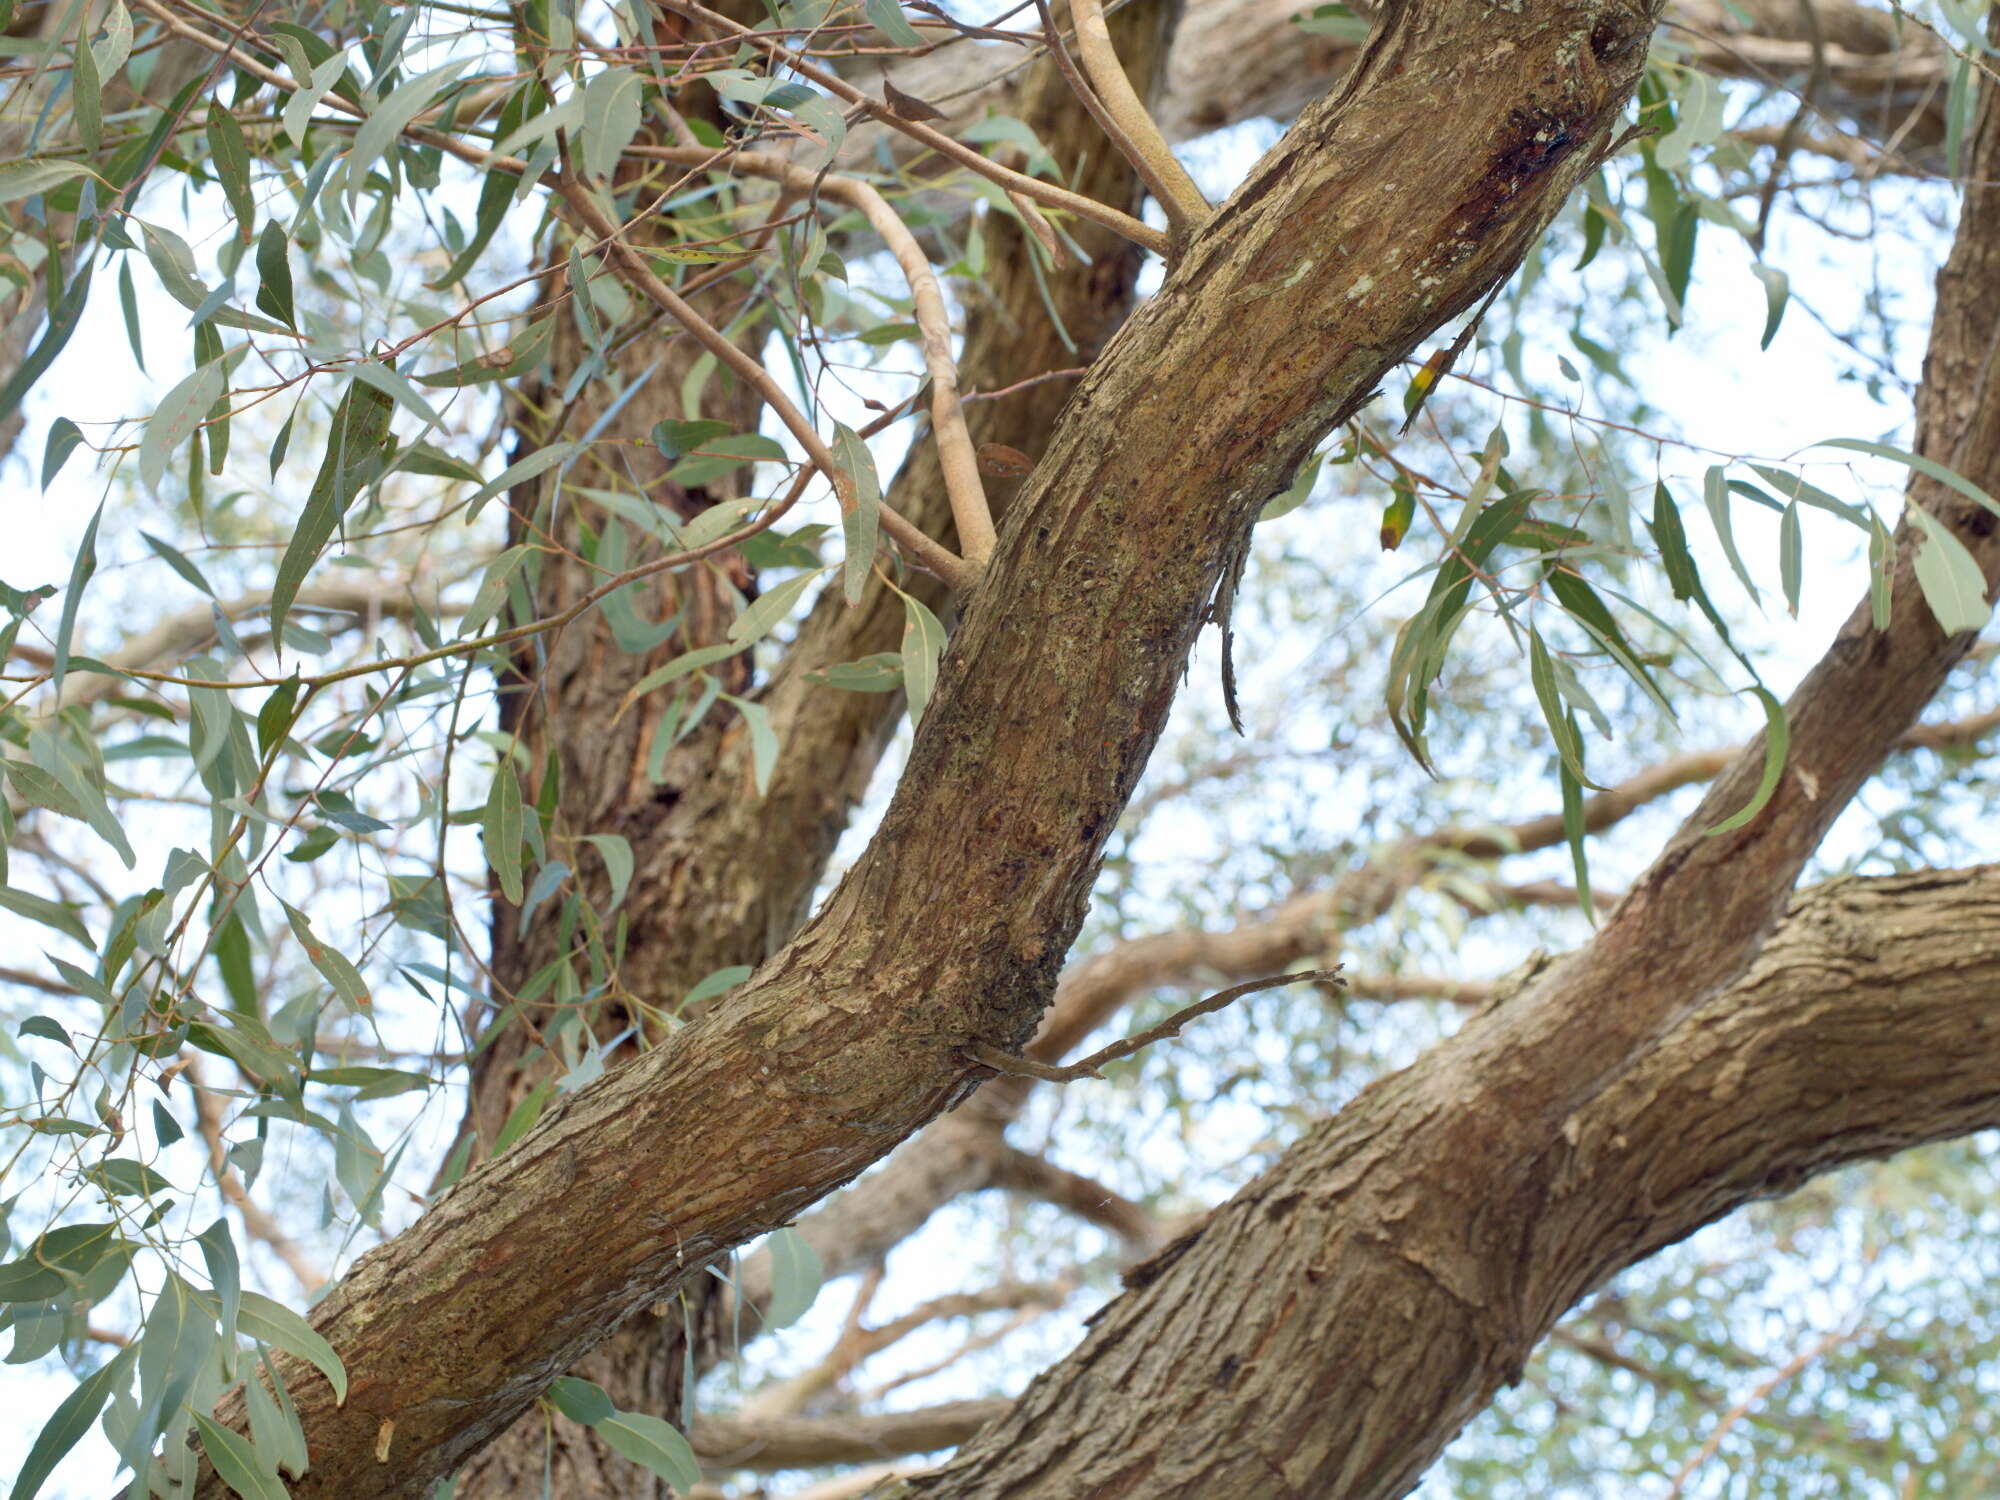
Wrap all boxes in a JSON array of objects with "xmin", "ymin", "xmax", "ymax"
[{"xmin": 453, "ymin": 4, "xmax": 1175, "ymax": 1491}]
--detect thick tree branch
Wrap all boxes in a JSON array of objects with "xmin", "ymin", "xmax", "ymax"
[
  {"xmin": 197, "ymin": 5, "xmax": 1668, "ymax": 1488},
  {"xmin": 689, "ymin": 1398, "xmax": 1009, "ymax": 1471},
  {"xmin": 903, "ymin": 28, "xmax": 2000, "ymax": 1492}
]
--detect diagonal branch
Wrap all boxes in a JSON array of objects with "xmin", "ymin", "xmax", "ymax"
[{"xmin": 1064, "ymin": 0, "xmax": 1212, "ymax": 241}]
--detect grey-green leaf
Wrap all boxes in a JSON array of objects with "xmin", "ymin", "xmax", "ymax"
[{"xmin": 1905, "ymin": 502, "xmax": 1992, "ymax": 634}]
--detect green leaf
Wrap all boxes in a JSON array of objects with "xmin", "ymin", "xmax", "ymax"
[
  {"xmin": 831, "ymin": 421, "xmax": 880, "ymax": 605},
  {"xmin": 1816, "ymin": 438, "xmax": 2000, "ymax": 520},
  {"xmin": 1749, "ymin": 262, "xmax": 1788, "ymax": 350},
  {"xmin": 141, "ymin": 363, "xmax": 224, "ymax": 502},
  {"xmin": 1867, "ymin": 510, "xmax": 1894, "ymax": 631},
  {"xmin": 238, "ymin": 1289, "xmax": 347, "ymax": 1405},
  {"xmin": 1778, "ymin": 499, "xmax": 1802, "ymax": 617},
  {"xmin": 762, "ymin": 1226, "xmax": 823, "ymax": 1328},
  {"xmin": 269, "ymin": 377, "xmax": 396, "ymax": 643},
  {"xmin": 898, "ymin": 590, "xmax": 946, "ymax": 721},
  {"xmin": 256, "ymin": 676, "xmax": 302, "ymax": 758},
  {"xmin": 584, "ymin": 834, "xmax": 632, "ymax": 910},
  {"xmin": 196, "ymin": 1219, "xmax": 241, "ymax": 1374},
  {"xmin": 462, "ymin": 439, "xmax": 581, "ymax": 517},
  {"xmin": 1528, "ymin": 628, "xmax": 1591, "ymax": 787},
  {"xmin": 728, "ymin": 567, "xmax": 827, "ymax": 646},
  {"xmin": 204, "ymin": 102, "xmax": 256, "ymax": 235},
  {"xmin": 255, "ymin": 220, "xmax": 295, "ymax": 329},
  {"xmin": 493, "ymin": 1080, "xmax": 552, "ymax": 1155},
  {"xmin": 615, "ymin": 643, "xmax": 746, "ymax": 719},
  {"xmin": 650, "ymin": 418, "xmax": 731, "ymax": 460},
  {"xmin": 192, "ymin": 1411, "xmax": 289, "ymax": 1500},
  {"xmin": 0, "ymin": 884, "xmax": 90, "ymax": 947},
  {"xmin": 49, "ymin": 497, "xmax": 102, "ymax": 701},
  {"xmin": 132, "ymin": 1273, "xmax": 216, "ymax": 1466},
  {"xmin": 579, "ymin": 67, "xmax": 644, "ymax": 180},
  {"xmin": 807, "ymin": 652, "xmax": 904, "ymax": 692},
  {"xmin": 1702, "ymin": 465, "xmax": 1758, "ymax": 602},
  {"xmin": 865, "ymin": 0, "xmax": 925, "ymax": 46},
  {"xmin": 726, "ymin": 696, "xmax": 777, "ymax": 795},
  {"xmin": 1558, "ymin": 745, "xmax": 1595, "ymax": 925},
  {"xmin": 681, "ymin": 965, "xmax": 752, "ymax": 1010},
  {"xmin": 0, "ymin": 158, "xmax": 104, "ymax": 205},
  {"xmin": 1705, "ymin": 687, "xmax": 1789, "ymax": 837},
  {"xmin": 282, "ymin": 901, "xmax": 371, "ymax": 1011},
  {"xmin": 1905, "ymin": 502, "xmax": 1992, "ymax": 634},
  {"xmin": 1546, "ymin": 568, "xmax": 1674, "ymax": 719},
  {"xmin": 40, "ymin": 417, "xmax": 84, "ymax": 490},
  {"xmin": 1749, "ymin": 465, "xmax": 1869, "ymax": 529},
  {"xmin": 484, "ymin": 760, "xmax": 525, "ymax": 904},
  {"xmin": 283, "ymin": 47, "xmax": 355, "ymax": 147},
  {"xmin": 243, "ymin": 1348, "xmax": 309, "ymax": 1480},
  {"xmin": 1260, "ymin": 452, "xmax": 1323, "ymax": 524},
  {"xmin": 594, "ymin": 1409, "xmax": 701, "ymax": 1489},
  {"xmin": 9, "ymin": 1342, "xmax": 136, "ymax": 1500},
  {"xmin": 72, "ymin": 36, "xmax": 102, "ymax": 149},
  {"xmin": 346, "ymin": 59, "xmax": 473, "ymax": 201},
  {"xmin": 547, "ymin": 1376, "xmax": 615, "ymax": 1426}
]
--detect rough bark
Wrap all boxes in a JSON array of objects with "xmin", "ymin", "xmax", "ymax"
[
  {"xmin": 199, "ymin": 3, "xmax": 1667, "ymax": 1492},
  {"xmin": 898, "ymin": 25, "xmax": 2000, "ymax": 1495},
  {"xmin": 452, "ymin": 5, "xmax": 1174, "ymax": 1492},
  {"xmin": 892, "ymin": 863, "xmax": 2000, "ymax": 1498}
]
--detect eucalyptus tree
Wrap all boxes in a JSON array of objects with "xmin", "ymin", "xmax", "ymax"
[{"xmin": 2, "ymin": 0, "xmax": 1998, "ymax": 1498}]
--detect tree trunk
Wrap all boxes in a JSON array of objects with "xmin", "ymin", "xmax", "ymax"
[
  {"xmin": 899, "ymin": 22, "xmax": 2000, "ymax": 1494},
  {"xmin": 450, "ymin": 7, "xmax": 1177, "ymax": 1493},
  {"xmin": 204, "ymin": 4, "xmax": 1668, "ymax": 1493}
]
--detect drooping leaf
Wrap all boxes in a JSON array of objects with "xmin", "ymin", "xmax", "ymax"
[
  {"xmin": 897, "ymin": 589, "xmax": 946, "ymax": 721},
  {"xmin": 547, "ymin": 1376, "xmax": 615, "ymax": 1426},
  {"xmin": 1905, "ymin": 502, "xmax": 1992, "ymax": 635},
  {"xmin": 831, "ymin": 421, "xmax": 880, "ymax": 605},
  {"xmin": 1705, "ymin": 687, "xmax": 1789, "ymax": 837},
  {"xmin": 237, "ymin": 1289, "xmax": 347, "ymax": 1405},
  {"xmin": 269, "ymin": 377, "xmax": 397, "ymax": 643},
  {"xmin": 762, "ymin": 1226, "xmax": 824, "ymax": 1329},
  {"xmin": 192, "ymin": 1410, "xmax": 290, "ymax": 1500},
  {"xmin": 9, "ymin": 1342, "xmax": 137, "ymax": 1500},
  {"xmin": 594, "ymin": 1409, "xmax": 701, "ymax": 1488}
]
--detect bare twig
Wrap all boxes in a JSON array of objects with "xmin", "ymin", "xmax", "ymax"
[
  {"xmin": 1064, "ymin": 0, "xmax": 1209, "ymax": 241},
  {"xmin": 558, "ymin": 170, "xmax": 975, "ymax": 587},
  {"xmin": 961, "ymin": 966, "xmax": 1343, "ymax": 1082},
  {"xmin": 657, "ymin": 0, "xmax": 1171, "ymax": 257},
  {"xmin": 625, "ymin": 145, "xmax": 996, "ymax": 565}
]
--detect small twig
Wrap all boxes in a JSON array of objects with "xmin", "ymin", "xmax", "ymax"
[
  {"xmin": 1661, "ymin": 1322, "xmax": 1856, "ymax": 1499},
  {"xmin": 962, "ymin": 967, "xmax": 1343, "ymax": 1081},
  {"xmin": 1027, "ymin": 0, "xmax": 1163, "ymax": 243},
  {"xmin": 625, "ymin": 145, "xmax": 995, "ymax": 565},
  {"xmin": 1064, "ymin": 0, "xmax": 1209, "ymax": 243},
  {"xmin": 558, "ymin": 168, "xmax": 975, "ymax": 586},
  {"xmin": 658, "ymin": 0, "xmax": 1170, "ymax": 257}
]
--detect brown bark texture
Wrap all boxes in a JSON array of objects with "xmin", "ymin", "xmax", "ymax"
[
  {"xmin": 888, "ymin": 862, "xmax": 2000, "ymax": 1497},
  {"xmin": 200, "ymin": 1, "xmax": 1670, "ymax": 1492},
  {"xmin": 449, "ymin": 3, "xmax": 1175, "ymax": 1493},
  {"xmin": 891, "ymin": 19, "xmax": 2000, "ymax": 1495}
]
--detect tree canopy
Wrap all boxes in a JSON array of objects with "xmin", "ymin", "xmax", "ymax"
[{"xmin": 2, "ymin": 0, "xmax": 2000, "ymax": 1496}]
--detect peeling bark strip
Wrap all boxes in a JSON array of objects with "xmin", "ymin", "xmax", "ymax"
[{"xmin": 203, "ymin": 5, "xmax": 1665, "ymax": 1492}]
